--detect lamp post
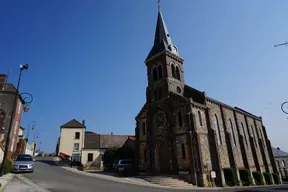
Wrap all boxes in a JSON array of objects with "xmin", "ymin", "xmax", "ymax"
[
  {"xmin": 0, "ymin": 64, "xmax": 29, "ymax": 177},
  {"xmin": 26, "ymin": 120, "xmax": 36, "ymax": 142}
]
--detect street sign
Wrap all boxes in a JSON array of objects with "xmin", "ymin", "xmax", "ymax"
[{"xmin": 211, "ymin": 171, "xmax": 216, "ymax": 179}]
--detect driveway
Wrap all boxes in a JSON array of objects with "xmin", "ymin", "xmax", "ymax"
[{"xmin": 21, "ymin": 162, "xmax": 288, "ymax": 192}]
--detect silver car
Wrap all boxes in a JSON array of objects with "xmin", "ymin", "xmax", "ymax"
[{"xmin": 12, "ymin": 154, "xmax": 34, "ymax": 173}]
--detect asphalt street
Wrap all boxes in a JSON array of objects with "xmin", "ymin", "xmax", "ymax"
[{"xmin": 20, "ymin": 161, "xmax": 288, "ymax": 192}]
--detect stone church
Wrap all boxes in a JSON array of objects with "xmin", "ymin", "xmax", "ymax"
[{"xmin": 135, "ymin": 8, "xmax": 278, "ymax": 187}]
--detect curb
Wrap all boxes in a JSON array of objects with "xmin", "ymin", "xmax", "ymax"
[
  {"xmin": 0, "ymin": 173, "xmax": 15, "ymax": 192},
  {"xmin": 61, "ymin": 167, "xmax": 221, "ymax": 190},
  {"xmin": 61, "ymin": 167, "xmax": 284, "ymax": 191}
]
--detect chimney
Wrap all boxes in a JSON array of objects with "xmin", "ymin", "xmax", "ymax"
[
  {"xmin": 0, "ymin": 74, "xmax": 6, "ymax": 90},
  {"xmin": 111, "ymin": 132, "xmax": 113, "ymax": 135},
  {"xmin": 277, "ymin": 147, "xmax": 280, "ymax": 150},
  {"xmin": 82, "ymin": 120, "xmax": 85, "ymax": 126}
]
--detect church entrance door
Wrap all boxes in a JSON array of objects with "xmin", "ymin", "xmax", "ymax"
[{"xmin": 155, "ymin": 140, "xmax": 172, "ymax": 173}]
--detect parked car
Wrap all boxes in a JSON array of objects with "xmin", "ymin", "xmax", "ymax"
[
  {"xmin": 12, "ymin": 154, "xmax": 35, "ymax": 173},
  {"xmin": 112, "ymin": 159, "xmax": 133, "ymax": 176}
]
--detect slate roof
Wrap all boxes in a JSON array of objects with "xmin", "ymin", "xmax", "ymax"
[
  {"xmin": 60, "ymin": 119, "xmax": 85, "ymax": 128},
  {"xmin": 83, "ymin": 133, "xmax": 133, "ymax": 149},
  {"xmin": 272, "ymin": 147, "xmax": 288, "ymax": 157},
  {"xmin": 146, "ymin": 10, "xmax": 178, "ymax": 61}
]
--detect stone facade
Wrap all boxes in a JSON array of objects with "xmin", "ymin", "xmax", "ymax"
[
  {"xmin": 135, "ymin": 9, "xmax": 277, "ymax": 187},
  {"xmin": 272, "ymin": 147, "xmax": 288, "ymax": 181}
]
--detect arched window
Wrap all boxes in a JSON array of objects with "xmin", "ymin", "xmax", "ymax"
[
  {"xmin": 178, "ymin": 111, "xmax": 183, "ymax": 127},
  {"xmin": 251, "ymin": 125, "xmax": 258, "ymax": 148},
  {"xmin": 158, "ymin": 65, "xmax": 163, "ymax": 79},
  {"xmin": 144, "ymin": 149, "xmax": 147, "ymax": 162},
  {"xmin": 229, "ymin": 119, "xmax": 236, "ymax": 146},
  {"xmin": 241, "ymin": 122, "xmax": 248, "ymax": 146},
  {"xmin": 142, "ymin": 122, "xmax": 146, "ymax": 136},
  {"xmin": 181, "ymin": 143, "xmax": 186, "ymax": 159},
  {"xmin": 158, "ymin": 87, "xmax": 163, "ymax": 99},
  {"xmin": 153, "ymin": 89, "xmax": 158, "ymax": 101},
  {"xmin": 171, "ymin": 64, "xmax": 176, "ymax": 78},
  {"xmin": 153, "ymin": 68, "xmax": 158, "ymax": 81},
  {"xmin": 214, "ymin": 114, "xmax": 222, "ymax": 145},
  {"xmin": 198, "ymin": 110, "xmax": 202, "ymax": 126},
  {"xmin": 176, "ymin": 66, "xmax": 181, "ymax": 80}
]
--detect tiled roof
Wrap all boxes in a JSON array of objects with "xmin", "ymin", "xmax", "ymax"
[
  {"xmin": 84, "ymin": 134, "xmax": 100, "ymax": 149},
  {"xmin": 272, "ymin": 147, "xmax": 288, "ymax": 157},
  {"xmin": 100, "ymin": 134, "xmax": 129, "ymax": 149},
  {"xmin": 60, "ymin": 119, "xmax": 85, "ymax": 128},
  {"xmin": 83, "ymin": 133, "xmax": 132, "ymax": 149}
]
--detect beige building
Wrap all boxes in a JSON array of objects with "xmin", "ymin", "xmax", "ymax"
[{"xmin": 58, "ymin": 119, "xmax": 86, "ymax": 161}]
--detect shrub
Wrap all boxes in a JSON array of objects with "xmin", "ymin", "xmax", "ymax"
[
  {"xmin": 252, "ymin": 172, "xmax": 264, "ymax": 185},
  {"xmin": 223, "ymin": 168, "xmax": 238, "ymax": 186},
  {"xmin": 263, "ymin": 172, "xmax": 273, "ymax": 185},
  {"xmin": 272, "ymin": 173, "xmax": 281, "ymax": 184},
  {"xmin": 239, "ymin": 168, "xmax": 252, "ymax": 186},
  {"xmin": 3, "ymin": 159, "xmax": 12, "ymax": 174}
]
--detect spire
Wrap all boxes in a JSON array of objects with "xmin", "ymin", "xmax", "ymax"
[{"xmin": 146, "ymin": 7, "xmax": 179, "ymax": 61}]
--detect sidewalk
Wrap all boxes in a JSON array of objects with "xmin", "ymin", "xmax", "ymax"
[
  {"xmin": 62, "ymin": 167, "xmax": 219, "ymax": 190},
  {"xmin": 4, "ymin": 174, "xmax": 50, "ymax": 192},
  {"xmin": 0, "ymin": 173, "xmax": 14, "ymax": 192},
  {"xmin": 62, "ymin": 167, "xmax": 284, "ymax": 191}
]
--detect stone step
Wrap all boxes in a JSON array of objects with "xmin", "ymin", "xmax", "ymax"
[{"xmin": 142, "ymin": 176, "xmax": 193, "ymax": 188}]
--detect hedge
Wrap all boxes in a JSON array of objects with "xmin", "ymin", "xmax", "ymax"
[
  {"xmin": 272, "ymin": 173, "xmax": 281, "ymax": 184},
  {"xmin": 239, "ymin": 168, "xmax": 252, "ymax": 186},
  {"xmin": 252, "ymin": 171, "xmax": 264, "ymax": 185},
  {"xmin": 263, "ymin": 172, "xmax": 273, "ymax": 185},
  {"xmin": 223, "ymin": 168, "xmax": 238, "ymax": 186}
]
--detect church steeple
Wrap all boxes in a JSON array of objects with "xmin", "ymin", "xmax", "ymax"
[{"xmin": 146, "ymin": 9, "xmax": 179, "ymax": 62}]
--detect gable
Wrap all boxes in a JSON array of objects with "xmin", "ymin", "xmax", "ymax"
[
  {"xmin": 60, "ymin": 119, "xmax": 85, "ymax": 128},
  {"xmin": 272, "ymin": 147, "xmax": 288, "ymax": 157}
]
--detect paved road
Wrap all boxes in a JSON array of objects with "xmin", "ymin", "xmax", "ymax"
[{"xmin": 21, "ymin": 161, "xmax": 288, "ymax": 192}]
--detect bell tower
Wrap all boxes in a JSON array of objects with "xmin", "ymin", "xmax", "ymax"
[{"xmin": 145, "ymin": 8, "xmax": 185, "ymax": 104}]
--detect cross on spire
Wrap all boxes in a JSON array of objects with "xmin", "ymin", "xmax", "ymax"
[{"xmin": 157, "ymin": 0, "xmax": 161, "ymax": 12}]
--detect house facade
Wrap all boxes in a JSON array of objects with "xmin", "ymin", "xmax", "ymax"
[
  {"xmin": 0, "ymin": 74, "xmax": 26, "ymax": 160},
  {"xmin": 272, "ymin": 147, "xmax": 288, "ymax": 181},
  {"xmin": 135, "ymin": 8, "xmax": 278, "ymax": 187},
  {"xmin": 58, "ymin": 119, "xmax": 86, "ymax": 162},
  {"xmin": 82, "ymin": 132, "xmax": 132, "ymax": 168}
]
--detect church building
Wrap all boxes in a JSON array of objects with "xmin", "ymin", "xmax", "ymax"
[{"xmin": 135, "ymin": 7, "xmax": 278, "ymax": 187}]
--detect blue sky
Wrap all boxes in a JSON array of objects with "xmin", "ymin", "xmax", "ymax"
[{"xmin": 1, "ymin": 0, "xmax": 288, "ymax": 152}]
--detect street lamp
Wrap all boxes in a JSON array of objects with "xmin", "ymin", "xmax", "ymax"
[
  {"xmin": 281, "ymin": 102, "xmax": 288, "ymax": 115},
  {"xmin": 20, "ymin": 93, "xmax": 33, "ymax": 113},
  {"xmin": 26, "ymin": 121, "xmax": 36, "ymax": 142},
  {"xmin": 0, "ymin": 64, "xmax": 29, "ymax": 177},
  {"xmin": 33, "ymin": 132, "xmax": 39, "ymax": 143}
]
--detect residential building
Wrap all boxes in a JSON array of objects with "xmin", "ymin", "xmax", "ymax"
[
  {"xmin": 56, "ymin": 119, "xmax": 135, "ymax": 168},
  {"xmin": 82, "ymin": 132, "xmax": 131, "ymax": 168},
  {"xmin": 58, "ymin": 119, "xmax": 86, "ymax": 161},
  {"xmin": 135, "ymin": 8, "xmax": 278, "ymax": 187},
  {"xmin": 272, "ymin": 147, "xmax": 288, "ymax": 181},
  {"xmin": 0, "ymin": 74, "xmax": 25, "ymax": 160},
  {"xmin": 13, "ymin": 126, "xmax": 26, "ymax": 158}
]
